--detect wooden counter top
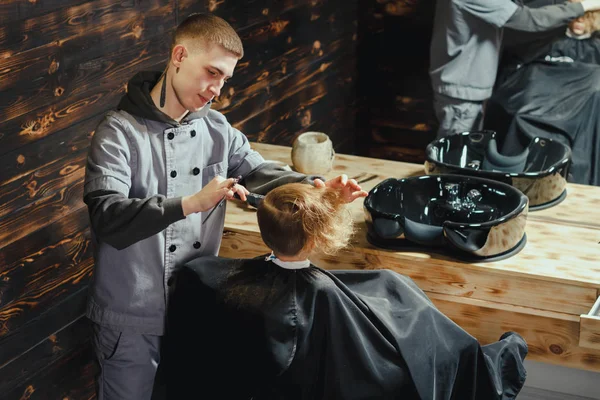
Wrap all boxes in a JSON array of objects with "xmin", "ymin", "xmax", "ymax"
[{"xmin": 220, "ymin": 142, "xmax": 600, "ymax": 373}]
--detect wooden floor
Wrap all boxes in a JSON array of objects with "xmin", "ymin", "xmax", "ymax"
[
  {"xmin": 133, "ymin": 385, "xmax": 600, "ymax": 400},
  {"xmin": 147, "ymin": 386, "xmax": 600, "ymax": 400},
  {"xmin": 519, "ymin": 387, "xmax": 596, "ymax": 400}
]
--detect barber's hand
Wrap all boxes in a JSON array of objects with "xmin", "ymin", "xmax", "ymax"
[
  {"xmin": 314, "ymin": 174, "xmax": 368, "ymax": 204},
  {"xmin": 182, "ymin": 176, "xmax": 249, "ymax": 216}
]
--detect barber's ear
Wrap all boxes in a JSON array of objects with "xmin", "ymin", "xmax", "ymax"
[{"xmin": 171, "ymin": 45, "xmax": 187, "ymax": 68}]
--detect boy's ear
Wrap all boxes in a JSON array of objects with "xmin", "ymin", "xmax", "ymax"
[{"xmin": 304, "ymin": 240, "xmax": 316, "ymax": 255}]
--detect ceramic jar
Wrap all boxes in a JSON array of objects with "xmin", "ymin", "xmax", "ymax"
[{"xmin": 291, "ymin": 132, "xmax": 335, "ymax": 175}]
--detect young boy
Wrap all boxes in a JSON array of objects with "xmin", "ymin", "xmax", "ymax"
[
  {"xmin": 84, "ymin": 13, "xmax": 367, "ymax": 399},
  {"xmin": 166, "ymin": 183, "xmax": 529, "ymax": 399}
]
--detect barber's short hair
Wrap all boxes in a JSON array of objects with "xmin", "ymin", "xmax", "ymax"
[
  {"xmin": 173, "ymin": 13, "xmax": 243, "ymax": 58},
  {"xmin": 257, "ymin": 183, "xmax": 354, "ymax": 257}
]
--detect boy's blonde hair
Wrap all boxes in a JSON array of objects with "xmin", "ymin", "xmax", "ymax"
[
  {"xmin": 257, "ymin": 183, "xmax": 354, "ymax": 257},
  {"xmin": 173, "ymin": 13, "xmax": 244, "ymax": 58},
  {"xmin": 581, "ymin": 11, "xmax": 600, "ymax": 34}
]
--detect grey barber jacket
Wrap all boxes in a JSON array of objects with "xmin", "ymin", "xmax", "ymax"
[
  {"xmin": 84, "ymin": 105, "xmax": 264, "ymax": 335},
  {"xmin": 430, "ymin": 0, "xmax": 584, "ymax": 101}
]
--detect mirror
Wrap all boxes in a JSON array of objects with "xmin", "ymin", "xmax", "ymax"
[
  {"xmin": 488, "ymin": 2, "xmax": 600, "ymax": 186},
  {"xmin": 429, "ymin": 0, "xmax": 600, "ymax": 186}
]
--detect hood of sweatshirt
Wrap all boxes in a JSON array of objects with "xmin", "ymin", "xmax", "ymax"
[{"xmin": 117, "ymin": 71, "xmax": 210, "ymax": 125}]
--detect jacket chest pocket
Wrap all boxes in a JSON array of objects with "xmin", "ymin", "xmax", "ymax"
[{"xmin": 202, "ymin": 161, "xmax": 227, "ymax": 186}]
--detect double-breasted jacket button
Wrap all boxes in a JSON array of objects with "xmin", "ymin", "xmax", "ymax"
[
  {"xmin": 167, "ymin": 132, "xmax": 174, "ymax": 140},
  {"xmin": 170, "ymin": 170, "xmax": 177, "ymax": 178},
  {"xmin": 169, "ymin": 244, "xmax": 177, "ymax": 252},
  {"xmin": 193, "ymin": 241, "xmax": 201, "ymax": 249},
  {"xmin": 190, "ymin": 130, "xmax": 196, "ymax": 137},
  {"xmin": 192, "ymin": 167, "xmax": 200, "ymax": 175}
]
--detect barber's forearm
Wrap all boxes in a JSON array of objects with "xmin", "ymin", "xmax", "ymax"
[
  {"xmin": 85, "ymin": 190, "xmax": 184, "ymax": 250},
  {"xmin": 242, "ymin": 162, "xmax": 323, "ymax": 195},
  {"xmin": 505, "ymin": 3, "xmax": 584, "ymax": 31}
]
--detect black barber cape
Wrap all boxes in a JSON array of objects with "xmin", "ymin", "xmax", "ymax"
[
  {"xmin": 165, "ymin": 255, "xmax": 527, "ymax": 399},
  {"xmin": 485, "ymin": 31, "xmax": 600, "ymax": 186}
]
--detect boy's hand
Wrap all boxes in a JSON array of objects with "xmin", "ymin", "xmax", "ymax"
[{"xmin": 314, "ymin": 174, "xmax": 368, "ymax": 203}]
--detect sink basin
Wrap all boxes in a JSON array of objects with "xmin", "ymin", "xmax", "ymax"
[
  {"xmin": 424, "ymin": 131, "xmax": 571, "ymax": 210},
  {"xmin": 363, "ymin": 175, "xmax": 529, "ymax": 261}
]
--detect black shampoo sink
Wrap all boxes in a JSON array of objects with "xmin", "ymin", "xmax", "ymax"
[
  {"xmin": 363, "ymin": 175, "xmax": 529, "ymax": 261},
  {"xmin": 424, "ymin": 131, "xmax": 571, "ymax": 210}
]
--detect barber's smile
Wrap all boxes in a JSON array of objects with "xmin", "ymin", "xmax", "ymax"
[{"xmin": 198, "ymin": 94, "xmax": 210, "ymax": 105}]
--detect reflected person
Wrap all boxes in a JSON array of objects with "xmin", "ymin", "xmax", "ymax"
[{"xmin": 430, "ymin": 0, "xmax": 600, "ymax": 138}]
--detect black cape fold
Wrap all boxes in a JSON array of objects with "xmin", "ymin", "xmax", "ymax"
[
  {"xmin": 165, "ymin": 255, "xmax": 527, "ymax": 399},
  {"xmin": 485, "ymin": 34, "xmax": 600, "ymax": 186}
]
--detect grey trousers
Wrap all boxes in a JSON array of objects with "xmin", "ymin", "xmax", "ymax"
[
  {"xmin": 433, "ymin": 92, "xmax": 485, "ymax": 138},
  {"xmin": 92, "ymin": 322, "xmax": 163, "ymax": 400}
]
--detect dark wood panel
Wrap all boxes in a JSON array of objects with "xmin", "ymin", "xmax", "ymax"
[
  {"xmin": 0, "ymin": 254, "xmax": 93, "ymax": 350},
  {"xmin": 0, "ymin": 0, "xmax": 170, "ymax": 57},
  {"xmin": 357, "ymin": 0, "xmax": 435, "ymax": 161},
  {"xmin": 1, "ymin": 33, "xmax": 171, "ymax": 126},
  {"xmin": 367, "ymin": 143, "xmax": 426, "ymax": 165},
  {"xmin": 370, "ymin": 120, "xmax": 436, "ymax": 151},
  {"xmin": 0, "ymin": 205, "xmax": 90, "ymax": 277},
  {"xmin": 1, "ymin": 317, "xmax": 96, "ymax": 400},
  {"xmin": 0, "ymin": 58, "xmax": 162, "ymax": 158},
  {"xmin": 234, "ymin": 56, "xmax": 357, "ymax": 153},
  {"xmin": 177, "ymin": 0, "xmax": 308, "ymax": 29},
  {"xmin": 215, "ymin": 0, "xmax": 356, "ymax": 111},
  {"xmin": 360, "ymin": 30, "xmax": 431, "ymax": 100},
  {"xmin": 364, "ymin": 67, "xmax": 435, "ymax": 155},
  {"xmin": 0, "ymin": 83, "xmax": 116, "ymax": 158},
  {"xmin": 357, "ymin": 0, "xmax": 432, "ymax": 28},
  {"xmin": 0, "ymin": 115, "xmax": 97, "ymax": 185},
  {"xmin": 226, "ymin": 43, "xmax": 356, "ymax": 140},
  {"xmin": 0, "ymin": 7, "xmax": 174, "ymax": 95},
  {"xmin": 0, "ymin": 121, "xmax": 95, "ymax": 250},
  {"xmin": 0, "ymin": 179, "xmax": 86, "ymax": 250},
  {"xmin": 1, "ymin": 34, "xmax": 172, "ymax": 158},
  {"xmin": 368, "ymin": 70, "xmax": 432, "ymax": 101},
  {"xmin": 0, "ymin": 0, "xmax": 89, "ymax": 26},
  {"xmin": 368, "ymin": 90, "xmax": 437, "ymax": 151},
  {"xmin": 216, "ymin": 1, "xmax": 356, "ymax": 116},
  {"xmin": 0, "ymin": 288, "xmax": 89, "ymax": 371},
  {"xmin": 0, "ymin": 207, "xmax": 92, "ymax": 336},
  {"xmin": 0, "ymin": 151, "xmax": 86, "ymax": 224},
  {"xmin": 223, "ymin": 34, "xmax": 356, "ymax": 124}
]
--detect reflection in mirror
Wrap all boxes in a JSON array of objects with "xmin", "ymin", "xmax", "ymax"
[{"xmin": 484, "ymin": 3, "xmax": 600, "ymax": 186}]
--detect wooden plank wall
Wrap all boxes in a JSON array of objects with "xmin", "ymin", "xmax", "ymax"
[
  {"xmin": 356, "ymin": 0, "xmax": 436, "ymax": 163},
  {"xmin": 0, "ymin": 1, "xmax": 358, "ymax": 398}
]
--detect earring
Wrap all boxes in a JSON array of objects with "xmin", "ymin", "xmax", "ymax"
[{"xmin": 160, "ymin": 70, "xmax": 167, "ymax": 108}]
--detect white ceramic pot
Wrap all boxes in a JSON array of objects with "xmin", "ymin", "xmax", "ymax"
[{"xmin": 291, "ymin": 132, "xmax": 335, "ymax": 175}]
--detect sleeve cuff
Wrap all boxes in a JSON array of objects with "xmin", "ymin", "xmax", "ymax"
[
  {"xmin": 84, "ymin": 176, "xmax": 130, "ymax": 197},
  {"xmin": 164, "ymin": 197, "xmax": 185, "ymax": 221}
]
